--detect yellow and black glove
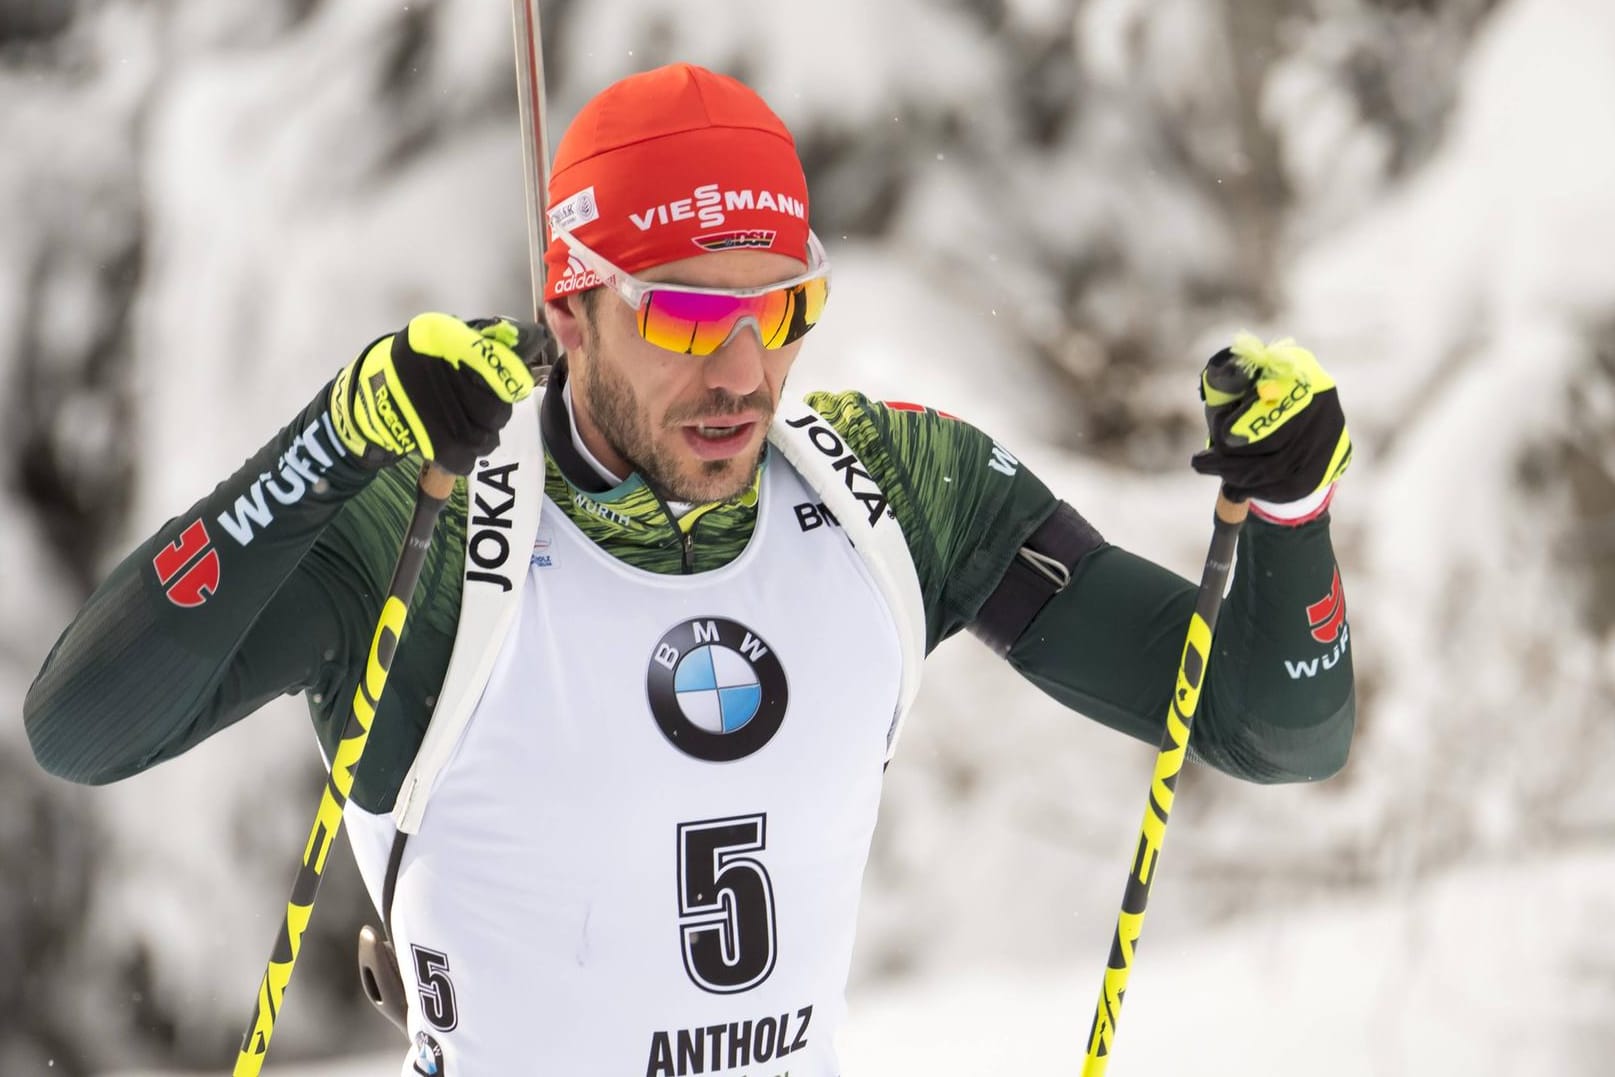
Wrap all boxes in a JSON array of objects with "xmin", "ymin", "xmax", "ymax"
[
  {"xmin": 330, "ymin": 313, "xmax": 548, "ymax": 475},
  {"xmin": 1190, "ymin": 332, "xmax": 1351, "ymax": 523}
]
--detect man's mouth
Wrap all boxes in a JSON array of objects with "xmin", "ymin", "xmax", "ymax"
[{"xmin": 681, "ymin": 418, "xmax": 760, "ymax": 460}]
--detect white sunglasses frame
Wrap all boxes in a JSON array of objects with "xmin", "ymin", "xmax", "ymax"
[{"xmin": 551, "ymin": 224, "xmax": 831, "ymax": 311}]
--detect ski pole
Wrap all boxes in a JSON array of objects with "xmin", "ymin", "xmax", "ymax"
[
  {"xmin": 233, "ymin": 462, "xmax": 457, "ymax": 1077},
  {"xmin": 1080, "ymin": 490, "xmax": 1248, "ymax": 1075},
  {"xmin": 512, "ymin": 0, "xmax": 553, "ymax": 323},
  {"xmin": 232, "ymin": 3, "xmax": 556, "ymax": 1070}
]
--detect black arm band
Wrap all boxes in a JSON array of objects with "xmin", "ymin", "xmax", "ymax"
[{"xmin": 970, "ymin": 501, "xmax": 1106, "ymax": 656}]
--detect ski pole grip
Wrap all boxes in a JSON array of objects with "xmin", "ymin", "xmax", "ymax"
[
  {"xmin": 420, "ymin": 461, "xmax": 457, "ymax": 500},
  {"xmin": 1215, "ymin": 489, "xmax": 1249, "ymax": 525}
]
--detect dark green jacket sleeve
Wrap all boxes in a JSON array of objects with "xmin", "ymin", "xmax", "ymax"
[
  {"xmin": 22, "ymin": 383, "xmax": 462, "ymax": 808},
  {"xmin": 1008, "ymin": 519, "xmax": 1354, "ymax": 782},
  {"xmin": 815, "ymin": 389, "xmax": 1354, "ymax": 784}
]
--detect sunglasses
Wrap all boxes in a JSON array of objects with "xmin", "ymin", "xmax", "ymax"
[{"xmin": 553, "ymin": 226, "xmax": 831, "ymax": 356}]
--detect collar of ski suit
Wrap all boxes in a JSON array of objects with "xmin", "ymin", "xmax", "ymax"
[{"xmin": 539, "ymin": 361, "xmax": 765, "ymax": 572}]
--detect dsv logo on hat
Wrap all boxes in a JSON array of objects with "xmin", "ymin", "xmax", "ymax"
[{"xmin": 647, "ymin": 618, "xmax": 789, "ymax": 762}]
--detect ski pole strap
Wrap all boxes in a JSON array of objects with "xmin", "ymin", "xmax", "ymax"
[
  {"xmin": 970, "ymin": 501, "xmax": 1105, "ymax": 656},
  {"xmin": 382, "ymin": 828, "xmax": 409, "ymax": 941}
]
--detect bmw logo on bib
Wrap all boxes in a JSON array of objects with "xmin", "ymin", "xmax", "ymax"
[
  {"xmin": 411, "ymin": 1030, "xmax": 445, "ymax": 1075},
  {"xmin": 647, "ymin": 617, "xmax": 789, "ymax": 762}
]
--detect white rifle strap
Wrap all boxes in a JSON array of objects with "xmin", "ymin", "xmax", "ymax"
[
  {"xmin": 392, "ymin": 392, "xmax": 544, "ymax": 833},
  {"xmin": 767, "ymin": 398, "xmax": 927, "ymax": 759}
]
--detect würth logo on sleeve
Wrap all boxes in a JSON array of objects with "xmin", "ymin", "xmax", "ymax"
[
  {"xmin": 1306, "ymin": 569, "xmax": 1346, "ymax": 643},
  {"xmin": 152, "ymin": 519, "xmax": 220, "ymax": 608}
]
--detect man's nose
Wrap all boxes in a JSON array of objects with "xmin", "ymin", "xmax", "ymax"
[{"xmin": 702, "ymin": 320, "xmax": 767, "ymax": 397}]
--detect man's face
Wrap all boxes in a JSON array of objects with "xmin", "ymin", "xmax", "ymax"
[{"xmin": 558, "ymin": 249, "xmax": 810, "ymax": 504}]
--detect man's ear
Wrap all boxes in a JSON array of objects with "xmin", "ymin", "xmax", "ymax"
[{"xmin": 545, "ymin": 296, "xmax": 587, "ymax": 354}]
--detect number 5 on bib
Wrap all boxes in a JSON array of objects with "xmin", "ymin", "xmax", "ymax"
[{"xmin": 677, "ymin": 814, "xmax": 777, "ymax": 993}]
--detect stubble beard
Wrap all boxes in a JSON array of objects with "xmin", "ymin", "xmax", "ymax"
[{"xmin": 575, "ymin": 352, "xmax": 771, "ymax": 505}]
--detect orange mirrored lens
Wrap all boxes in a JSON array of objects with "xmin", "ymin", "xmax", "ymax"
[
  {"xmin": 638, "ymin": 280, "xmax": 827, "ymax": 356},
  {"xmin": 799, "ymin": 277, "xmax": 828, "ymax": 327}
]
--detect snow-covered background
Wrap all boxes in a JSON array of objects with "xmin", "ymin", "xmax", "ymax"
[{"xmin": 4, "ymin": 0, "xmax": 1614, "ymax": 1073}]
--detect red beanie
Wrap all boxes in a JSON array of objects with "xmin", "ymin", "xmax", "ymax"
[{"xmin": 543, "ymin": 64, "xmax": 811, "ymax": 302}]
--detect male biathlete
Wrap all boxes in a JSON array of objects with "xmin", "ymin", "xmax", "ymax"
[{"xmin": 26, "ymin": 63, "xmax": 1355, "ymax": 1075}]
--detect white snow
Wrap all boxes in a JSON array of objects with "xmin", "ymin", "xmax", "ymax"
[
  {"xmin": 110, "ymin": 850, "xmax": 1615, "ymax": 1075},
  {"xmin": 844, "ymin": 850, "xmax": 1615, "ymax": 1076},
  {"xmin": 557, "ymin": 0, "xmax": 1005, "ymax": 130}
]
